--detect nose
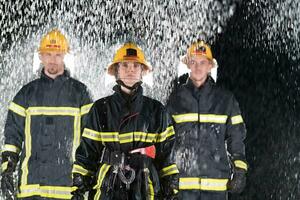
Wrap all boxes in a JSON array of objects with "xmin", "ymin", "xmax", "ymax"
[{"xmin": 127, "ymin": 64, "xmax": 135, "ymax": 72}]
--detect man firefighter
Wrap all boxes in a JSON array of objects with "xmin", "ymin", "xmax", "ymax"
[
  {"xmin": 71, "ymin": 43, "xmax": 179, "ymax": 200},
  {"xmin": 166, "ymin": 41, "xmax": 248, "ymax": 200},
  {"xmin": 1, "ymin": 29, "xmax": 93, "ymax": 199}
]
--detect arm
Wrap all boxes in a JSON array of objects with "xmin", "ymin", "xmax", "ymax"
[
  {"xmin": 154, "ymin": 106, "xmax": 179, "ymax": 198},
  {"xmin": 226, "ymin": 94, "xmax": 248, "ymax": 193},
  {"xmin": 1, "ymin": 88, "xmax": 27, "ymax": 198}
]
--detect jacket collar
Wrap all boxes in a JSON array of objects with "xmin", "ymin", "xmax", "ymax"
[
  {"xmin": 41, "ymin": 68, "xmax": 70, "ymax": 82},
  {"xmin": 185, "ymin": 76, "xmax": 215, "ymax": 98},
  {"xmin": 112, "ymin": 84, "xmax": 143, "ymax": 114}
]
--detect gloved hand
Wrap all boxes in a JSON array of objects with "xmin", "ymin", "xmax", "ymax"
[
  {"xmin": 161, "ymin": 174, "xmax": 179, "ymax": 200},
  {"xmin": 227, "ymin": 168, "xmax": 247, "ymax": 194},
  {"xmin": 1, "ymin": 152, "xmax": 18, "ymax": 200},
  {"xmin": 71, "ymin": 173, "xmax": 92, "ymax": 200}
]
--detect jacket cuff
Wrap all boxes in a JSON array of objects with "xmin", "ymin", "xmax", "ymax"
[{"xmin": 159, "ymin": 164, "xmax": 179, "ymax": 178}]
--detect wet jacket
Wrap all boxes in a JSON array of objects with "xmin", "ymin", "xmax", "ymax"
[
  {"xmin": 1, "ymin": 70, "xmax": 92, "ymax": 199},
  {"xmin": 73, "ymin": 85, "xmax": 179, "ymax": 200},
  {"xmin": 166, "ymin": 77, "xmax": 247, "ymax": 192}
]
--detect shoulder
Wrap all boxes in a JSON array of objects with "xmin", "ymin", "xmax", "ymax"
[
  {"xmin": 143, "ymin": 96, "xmax": 165, "ymax": 111},
  {"xmin": 68, "ymin": 77, "xmax": 88, "ymax": 90},
  {"xmin": 212, "ymin": 84, "xmax": 236, "ymax": 101}
]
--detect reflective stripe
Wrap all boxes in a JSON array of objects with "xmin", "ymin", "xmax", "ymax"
[
  {"xmin": 2, "ymin": 144, "xmax": 21, "ymax": 154},
  {"xmin": 148, "ymin": 176, "xmax": 154, "ymax": 200},
  {"xmin": 72, "ymin": 115, "xmax": 81, "ymax": 162},
  {"xmin": 173, "ymin": 113, "xmax": 228, "ymax": 124},
  {"xmin": 27, "ymin": 107, "xmax": 80, "ymax": 116},
  {"xmin": 1, "ymin": 161, "xmax": 8, "ymax": 171},
  {"xmin": 156, "ymin": 126, "xmax": 175, "ymax": 142},
  {"xmin": 94, "ymin": 164, "xmax": 111, "ymax": 199},
  {"xmin": 9, "ymin": 102, "xmax": 26, "ymax": 117},
  {"xmin": 172, "ymin": 113, "xmax": 198, "ymax": 123},
  {"xmin": 199, "ymin": 114, "xmax": 228, "ymax": 124},
  {"xmin": 234, "ymin": 160, "xmax": 248, "ymax": 170},
  {"xmin": 81, "ymin": 103, "xmax": 93, "ymax": 115},
  {"xmin": 160, "ymin": 164, "xmax": 179, "ymax": 177},
  {"xmin": 125, "ymin": 132, "xmax": 156, "ymax": 143},
  {"xmin": 231, "ymin": 115, "xmax": 244, "ymax": 125},
  {"xmin": 17, "ymin": 184, "xmax": 74, "ymax": 199},
  {"xmin": 83, "ymin": 128, "xmax": 174, "ymax": 144},
  {"xmin": 83, "ymin": 128, "xmax": 119, "ymax": 142},
  {"xmin": 179, "ymin": 177, "xmax": 228, "ymax": 191},
  {"xmin": 21, "ymin": 113, "xmax": 31, "ymax": 185},
  {"xmin": 72, "ymin": 164, "xmax": 92, "ymax": 176}
]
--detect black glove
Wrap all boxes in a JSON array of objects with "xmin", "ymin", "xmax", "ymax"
[
  {"xmin": 71, "ymin": 173, "xmax": 92, "ymax": 200},
  {"xmin": 1, "ymin": 152, "xmax": 18, "ymax": 200},
  {"xmin": 227, "ymin": 168, "xmax": 246, "ymax": 194},
  {"xmin": 161, "ymin": 174, "xmax": 179, "ymax": 200}
]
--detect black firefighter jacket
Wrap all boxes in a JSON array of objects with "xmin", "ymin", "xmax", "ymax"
[
  {"xmin": 73, "ymin": 85, "xmax": 179, "ymax": 200},
  {"xmin": 166, "ymin": 77, "xmax": 247, "ymax": 192},
  {"xmin": 2, "ymin": 70, "xmax": 92, "ymax": 199}
]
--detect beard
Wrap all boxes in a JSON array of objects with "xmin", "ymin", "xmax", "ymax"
[{"xmin": 46, "ymin": 66, "xmax": 59, "ymax": 74}]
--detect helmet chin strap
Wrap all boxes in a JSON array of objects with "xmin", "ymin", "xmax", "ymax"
[{"xmin": 116, "ymin": 79, "xmax": 142, "ymax": 93}]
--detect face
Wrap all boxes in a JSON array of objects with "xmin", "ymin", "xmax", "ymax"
[
  {"xmin": 40, "ymin": 52, "xmax": 65, "ymax": 76},
  {"xmin": 117, "ymin": 61, "xmax": 143, "ymax": 87},
  {"xmin": 187, "ymin": 55, "xmax": 213, "ymax": 83}
]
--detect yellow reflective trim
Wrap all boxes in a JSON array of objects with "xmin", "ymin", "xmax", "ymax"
[
  {"xmin": 3, "ymin": 144, "xmax": 21, "ymax": 154},
  {"xmin": 179, "ymin": 177, "xmax": 228, "ymax": 191},
  {"xmin": 160, "ymin": 164, "xmax": 179, "ymax": 177},
  {"xmin": 27, "ymin": 107, "xmax": 80, "ymax": 116},
  {"xmin": 72, "ymin": 115, "xmax": 81, "ymax": 162},
  {"xmin": 82, "ymin": 128, "xmax": 119, "ymax": 142},
  {"xmin": 81, "ymin": 103, "xmax": 93, "ymax": 116},
  {"xmin": 17, "ymin": 184, "xmax": 74, "ymax": 199},
  {"xmin": 199, "ymin": 114, "xmax": 228, "ymax": 124},
  {"xmin": 148, "ymin": 176, "xmax": 154, "ymax": 200},
  {"xmin": 120, "ymin": 132, "xmax": 156, "ymax": 144},
  {"xmin": 21, "ymin": 114, "xmax": 31, "ymax": 185},
  {"xmin": 234, "ymin": 160, "xmax": 248, "ymax": 170},
  {"xmin": 9, "ymin": 102, "xmax": 26, "ymax": 117},
  {"xmin": 83, "ymin": 128, "xmax": 175, "ymax": 144},
  {"xmin": 156, "ymin": 126, "xmax": 175, "ymax": 142},
  {"xmin": 172, "ymin": 113, "xmax": 198, "ymax": 123},
  {"xmin": 231, "ymin": 115, "xmax": 244, "ymax": 125},
  {"xmin": 1, "ymin": 161, "xmax": 8, "ymax": 171},
  {"xmin": 72, "ymin": 164, "xmax": 92, "ymax": 176},
  {"xmin": 94, "ymin": 164, "xmax": 111, "ymax": 199}
]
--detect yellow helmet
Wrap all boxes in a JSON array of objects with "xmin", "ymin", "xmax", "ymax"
[
  {"xmin": 107, "ymin": 43, "xmax": 152, "ymax": 76},
  {"xmin": 182, "ymin": 41, "xmax": 213, "ymax": 64},
  {"xmin": 38, "ymin": 29, "xmax": 69, "ymax": 53}
]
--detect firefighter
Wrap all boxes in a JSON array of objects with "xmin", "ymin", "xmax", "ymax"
[
  {"xmin": 71, "ymin": 43, "xmax": 179, "ymax": 200},
  {"xmin": 166, "ymin": 41, "xmax": 248, "ymax": 200},
  {"xmin": 0, "ymin": 29, "xmax": 93, "ymax": 199}
]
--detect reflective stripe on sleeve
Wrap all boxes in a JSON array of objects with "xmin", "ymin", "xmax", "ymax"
[
  {"xmin": 2, "ymin": 144, "xmax": 21, "ymax": 154},
  {"xmin": 81, "ymin": 103, "xmax": 93, "ymax": 116},
  {"xmin": 160, "ymin": 164, "xmax": 179, "ymax": 177},
  {"xmin": 231, "ymin": 115, "xmax": 244, "ymax": 125},
  {"xmin": 234, "ymin": 160, "xmax": 248, "ymax": 170},
  {"xmin": 179, "ymin": 177, "xmax": 228, "ymax": 191},
  {"xmin": 72, "ymin": 164, "xmax": 92, "ymax": 176},
  {"xmin": 9, "ymin": 102, "xmax": 26, "ymax": 117},
  {"xmin": 94, "ymin": 164, "xmax": 111, "ymax": 199},
  {"xmin": 1, "ymin": 161, "xmax": 8, "ymax": 172}
]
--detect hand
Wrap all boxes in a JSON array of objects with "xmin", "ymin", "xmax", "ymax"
[
  {"xmin": 71, "ymin": 192, "xmax": 84, "ymax": 200},
  {"xmin": 227, "ymin": 168, "xmax": 246, "ymax": 194},
  {"xmin": 1, "ymin": 152, "xmax": 18, "ymax": 200},
  {"xmin": 1, "ymin": 171, "xmax": 16, "ymax": 200},
  {"xmin": 71, "ymin": 173, "xmax": 92, "ymax": 199},
  {"xmin": 161, "ymin": 174, "xmax": 179, "ymax": 200}
]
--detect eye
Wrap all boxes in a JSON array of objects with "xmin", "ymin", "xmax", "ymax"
[
  {"xmin": 134, "ymin": 63, "xmax": 141, "ymax": 68},
  {"xmin": 190, "ymin": 60, "xmax": 195, "ymax": 65}
]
